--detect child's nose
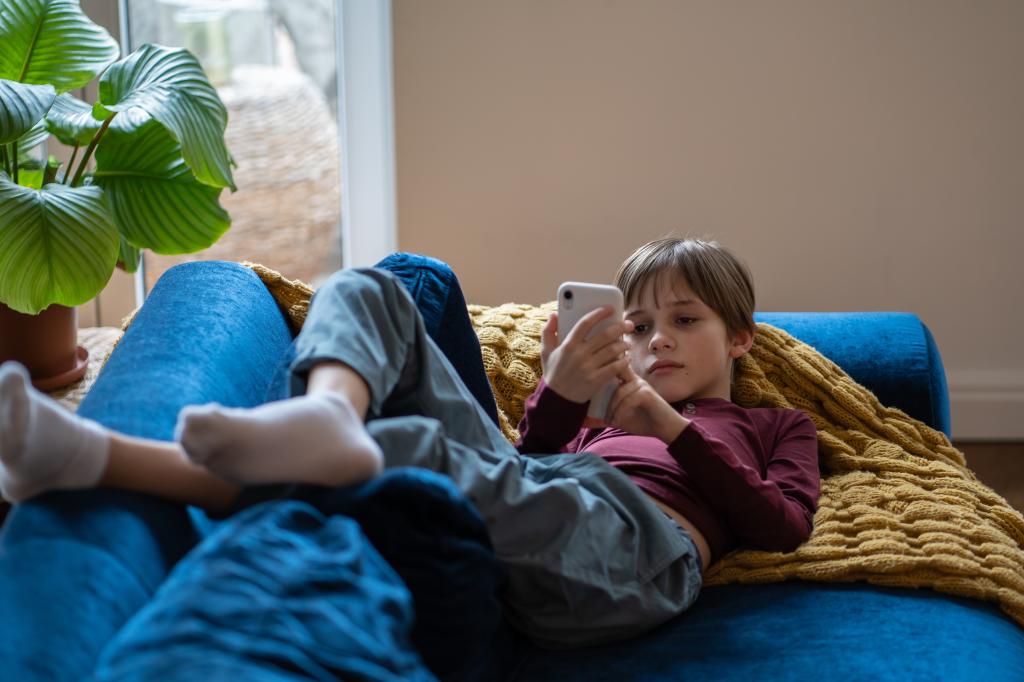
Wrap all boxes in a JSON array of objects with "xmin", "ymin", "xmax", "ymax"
[{"xmin": 649, "ymin": 330, "xmax": 675, "ymax": 351}]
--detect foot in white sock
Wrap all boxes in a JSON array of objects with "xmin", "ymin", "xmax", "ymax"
[
  {"xmin": 174, "ymin": 392, "xmax": 384, "ymax": 486},
  {"xmin": 0, "ymin": 362, "xmax": 111, "ymax": 503}
]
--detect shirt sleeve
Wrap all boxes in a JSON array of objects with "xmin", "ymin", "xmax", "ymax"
[
  {"xmin": 667, "ymin": 411, "xmax": 820, "ymax": 552},
  {"xmin": 514, "ymin": 379, "xmax": 590, "ymax": 454}
]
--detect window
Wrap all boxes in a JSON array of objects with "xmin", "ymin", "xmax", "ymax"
[{"xmin": 123, "ymin": 0, "xmax": 345, "ymax": 291}]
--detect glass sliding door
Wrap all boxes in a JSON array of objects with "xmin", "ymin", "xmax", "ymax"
[{"xmin": 122, "ymin": 0, "xmax": 344, "ymax": 291}]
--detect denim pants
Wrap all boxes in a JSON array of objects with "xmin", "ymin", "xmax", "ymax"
[{"xmin": 290, "ymin": 267, "xmax": 704, "ymax": 649}]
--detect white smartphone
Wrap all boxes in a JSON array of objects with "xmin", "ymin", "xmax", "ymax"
[{"xmin": 556, "ymin": 281, "xmax": 626, "ymax": 425}]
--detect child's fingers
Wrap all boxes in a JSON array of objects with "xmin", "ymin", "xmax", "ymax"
[
  {"xmin": 594, "ymin": 341, "xmax": 629, "ymax": 367},
  {"xmin": 564, "ymin": 306, "xmax": 614, "ymax": 346},
  {"xmin": 541, "ymin": 313, "xmax": 559, "ymax": 349},
  {"xmin": 607, "ymin": 380, "xmax": 641, "ymax": 424},
  {"xmin": 616, "ymin": 361, "xmax": 639, "ymax": 382},
  {"xmin": 608, "ymin": 366, "xmax": 640, "ymax": 404},
  {"xmin": 593, "ymin": 320, "xmax": 631, "ymax": 346},
  {"xmin": 600, "ymin": 356, "xmax": 631, "ymax": 382}
]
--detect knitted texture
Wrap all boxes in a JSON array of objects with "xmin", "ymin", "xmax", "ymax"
[
  {"xmin": 244, "ymin": 266, "xmax": 1024, "ymax": 629},
  {"xmin": 243, "ymin": 261, "xmax": 314, "ymax": 334}
]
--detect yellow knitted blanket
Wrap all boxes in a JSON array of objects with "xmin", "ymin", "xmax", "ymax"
[{"xmin": 243, "ymin": 263, "xmax": 1024, "ymax": 630}]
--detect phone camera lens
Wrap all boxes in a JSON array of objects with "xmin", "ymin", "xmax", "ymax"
[{"xmin": 564, "ymin": 290, "xmax": 573, "ymax": 300}]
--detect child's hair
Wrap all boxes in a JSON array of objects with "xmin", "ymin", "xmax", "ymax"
[{"xmin": 613, "ymin": 237, "xmax": 756, "ymax": 338}]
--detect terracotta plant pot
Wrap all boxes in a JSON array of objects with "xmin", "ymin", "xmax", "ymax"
[{"xmin": 0, "ymin": 302, "xmax": 89, "ymax": 391}]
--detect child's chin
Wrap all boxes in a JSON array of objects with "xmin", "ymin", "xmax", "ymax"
[{"xmin": 656, "ymin": 386, "xmax": 691, "ymax": 404}]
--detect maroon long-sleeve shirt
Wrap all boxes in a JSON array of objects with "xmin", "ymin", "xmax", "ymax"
[{"xmin": 514, "ymin": 380, "xmax": 821, "ymax": 564}]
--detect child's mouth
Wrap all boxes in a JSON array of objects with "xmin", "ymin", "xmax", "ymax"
[{"xmin": 649, "ymin": 363, "xmax": 684, "ymax": 375}]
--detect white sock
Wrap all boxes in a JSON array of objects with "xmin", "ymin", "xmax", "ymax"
[
  {"xmin": 174, "ymin": 392, "xmax": 384, "ymax": 487},
  {"xmin": 0, "ymin": 362, "xmax": 110, "ymax": 503}
]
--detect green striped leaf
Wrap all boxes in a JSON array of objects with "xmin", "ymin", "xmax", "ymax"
[
  {"xmin": 94, "ymin": 114, "xmax": 230, "ymax": 254},
  {"xmin": 95, "ymin": 44, "xmax": 235, "ymax": 190},
  {"xmin": 44, "ymin": 92, "xmax": 98, "ymax": 145},
  {"xmin": 46, "ymin": 92, "xmax": 150, "ymax": 147},
  {"xmin": 17, "ymin": 118, "xmax": 50, "ymax": 151},
  {"xmin": 0, "ymin": 0, "xmax": 119, "ymax": 92},
  {"xmin": 117, "ymin": 234, "xmax": 140, "ymax": 273},
  {"xmin": 0, "ymin": 78, "xmax": 54, "ymax": 143},
  {"xmin": 0, "ymin": 175, "xmax": 118, "ymax": 314}
]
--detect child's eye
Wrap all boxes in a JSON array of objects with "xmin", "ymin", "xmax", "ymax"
[
  {"xmin": 631, "ymin": 324, "xmax": 648, "ymax": 335},
  {"xmin": 677, "ymin": 317, "xmax": 697, "ymax": 326}
]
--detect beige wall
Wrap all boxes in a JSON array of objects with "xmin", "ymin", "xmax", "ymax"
[{"xmin": 393, "ymin": 0, "xmax": 1024, "ymax": 440}]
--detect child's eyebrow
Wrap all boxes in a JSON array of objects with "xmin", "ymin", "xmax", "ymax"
[{"xmin": 626, "ymin": 299, "xmax": 698, "ymax": 316}]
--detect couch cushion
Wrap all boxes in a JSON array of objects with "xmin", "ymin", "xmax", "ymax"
[
  {"xmin": 755, "ymin": 312, "xmax": 950, "ymax": 437},
  {"xmin": 500, "ymin": 581, "xmax": 1024, "ymax": 681}
]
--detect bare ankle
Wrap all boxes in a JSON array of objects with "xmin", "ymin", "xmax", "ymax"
[{"xmin": 307, "ymin": 361, "xmax": 371, "ymax": 419}]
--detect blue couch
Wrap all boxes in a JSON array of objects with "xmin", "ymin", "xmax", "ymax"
[{"xmin": 1, "ymin": 256, "xmax": 1021, "ymax": 681}]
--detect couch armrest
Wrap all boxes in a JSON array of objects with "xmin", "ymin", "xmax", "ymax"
[{"xmin": 755, "ymin": 312, "xmax": 951, "ymax": 437}]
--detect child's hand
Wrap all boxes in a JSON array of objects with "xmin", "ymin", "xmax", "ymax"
[
  {"xmin": 604, "ymin": 364, "xmax": 690, "ymax": 443},
  {"xmin": 540, "ymin": 309, "xmax": 632, "ymax": 404}
]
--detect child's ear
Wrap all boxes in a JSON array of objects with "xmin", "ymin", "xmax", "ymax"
[{"xmin": 729, "ymin": 328, "xmax": 755, "ymax": 358}]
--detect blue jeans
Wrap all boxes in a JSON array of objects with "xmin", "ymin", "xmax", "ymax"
[{"xmin": 289, "ymin": 264, "xmax": 704, "ymax": 649}]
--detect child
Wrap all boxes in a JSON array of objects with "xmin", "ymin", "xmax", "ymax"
[
  {"xmin": 0, "ymin": 238, "xmax": 819, "ymax": 649},
  {"xmin": 517, "ymin": 238, "xmax": 820, "ymax": 576}
]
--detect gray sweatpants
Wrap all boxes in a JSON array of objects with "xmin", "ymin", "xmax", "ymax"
[{"xmin": 289, "ymin": 268, "xmax": 703, "ymax": 649}]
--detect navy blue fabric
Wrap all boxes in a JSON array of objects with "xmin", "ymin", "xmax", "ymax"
[
  {"xmin": 254, "ymin": 470, "xmax": 506, "ymax": 682},
  {"xmin": 0, "ymin": 261, "xmax": 294, "ymax": 681},
  {"xmin": 374, "ymin": 252, "xmax": 500, "ymax": 428},
  {"xmin": 756, "ymin": 312, "xmax": 951, "ymax": 437},
  {"xmin": 501, "ymin": 582, "xmax": 1024, "ymax": 681},
  {"xmin": 216, "ymin": 472, "xmax": 505, "ymax": 682},
  {"xmin": 95, "ymin": 500, "xmax": 435, "ymax": 682},
  {"xmin": 922, "ymin": 322, "xmax": 951, "ymax": 436}
]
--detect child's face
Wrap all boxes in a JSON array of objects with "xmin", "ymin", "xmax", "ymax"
[{"xmin": 624, "ymin": 272, "xmax": 753, "ymax": 403}]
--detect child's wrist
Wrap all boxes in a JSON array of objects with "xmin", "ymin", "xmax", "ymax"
[{"xmin": 659, "ymin": 414, "xmax": 691, "ymax": 444}]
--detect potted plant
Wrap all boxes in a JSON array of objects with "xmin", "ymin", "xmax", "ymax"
[{"xmin": 0, "ymin": 0, "xmax": 234, "ymax": 389}]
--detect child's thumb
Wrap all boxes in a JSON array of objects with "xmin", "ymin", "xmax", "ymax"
[{"xmin": 542, "ymin": 313, "xmax": 559, "ymax": 349}]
